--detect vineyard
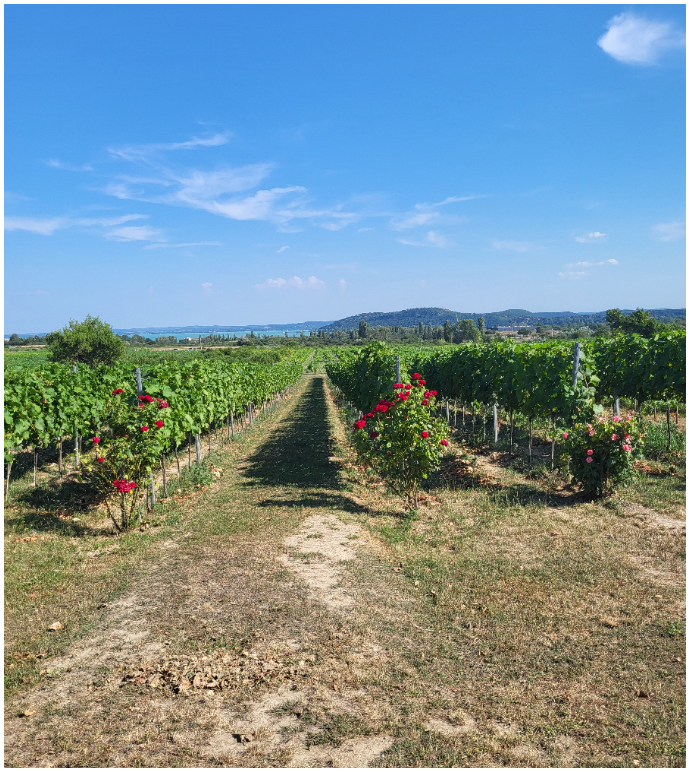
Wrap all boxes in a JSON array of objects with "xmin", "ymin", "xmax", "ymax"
[
  {"xmin": 4, "ymin": 352, "xmax": 308, "ymax": 502},
  {"xmin": 3, "ymin": 340, "xmax": 686, "ymax": 768},
  {"xmin": 325, "ymin": 333, "xmax": 685, "ymax": 417}
]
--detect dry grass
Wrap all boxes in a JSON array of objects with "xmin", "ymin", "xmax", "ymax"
[{"xmin": 4, "ymin": 375, "xmax": 686, "ymax": 768}]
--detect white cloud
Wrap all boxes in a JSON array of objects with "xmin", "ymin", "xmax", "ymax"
[
  {"xmin": 652, "ymin": 221, "xmax": 685, "ymax": 242},
  {"xmin": 391, "ymin": 194, "xmax": 484, "ymax": 231},
  {"xmin": 5, "ymin": 213, "xmax": 152, "ymax": 239},
  {"xmin": 398, "ymin": 230, "xmax": 449, "ymax": 248},
  {"xmin": 598, "ymin": 13, "xmax": 685, "ymax": 65},
  {"xmin": 575, "ymin": 231, "xmax": 607, "ymax": 243},
  {"xmin": 4, "ymin": 216, "xmax": 67, "ymax": 235},
  {"xmin": 567, "ymin": 259, "xmax": 619, "ymax": 268},
  {"xmin": 492, "ymin": 240, "xmax": 536, "ymax": 252},
  {"xmin": 277, "ymin": 245, "xmax": 289, "ymax": 253},
  {"xmin": 145, "ymin": 241, "xmax": 222, "ymax": 250},
  {"xmin": 105, "ymin": 225, "xmax": 165, "ymax": 242},
  {"xmin": 338, "ymin": 278, "xmax": 347, "ymax": 290},
  {"xmin": 77, "ymin": 214, "xmax": 149, "ymax": 227},
  {"xmin": 357, "ymin": 227, "xmax": 374, "ymax": 232},
  {"xmin": 109, "ymin": 133, "xmax": 230, "ymax": 163},
  {"xmin": 254, "ymin": 275, "xmax": 326, "ymax": 291},
  {"xmin": 201, "ymin": 282, "xmax": 213, "ymax": 291},
  {"xmin": 46, "ymin": 159, "xmax": 94, "ymax": 172},
  {"xmin": 558, "ymin": 271, "xmax": 587, "ymax": 280},
  {"xmin": 426, "ymin": 231, "xmax": 449, "ymax": 248}
]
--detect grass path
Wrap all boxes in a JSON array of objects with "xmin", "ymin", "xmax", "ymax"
[{"xmin": 5, "ymin": 374, "xmax": 686, "ymax": 768}]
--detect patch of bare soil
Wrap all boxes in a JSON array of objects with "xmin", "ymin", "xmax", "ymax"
[
  {"xmin": 619, "ymin": 500, "xmax": 687, "ymax": 530},
  {"xmin": 279, "ymin": 514, "xmax": 363, "ymax": 609}
]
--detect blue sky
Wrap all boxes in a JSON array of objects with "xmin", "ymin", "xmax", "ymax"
[{"xmin": 5, "ymin": 4, "xmax": 686, "ymax": 332}]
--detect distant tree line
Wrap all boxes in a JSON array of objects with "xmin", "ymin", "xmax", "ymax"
[{"xmin": 5, "ymin": 309, "xmax": 685, "ymax": 360}]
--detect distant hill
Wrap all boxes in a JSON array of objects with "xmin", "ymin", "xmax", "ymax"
[{"xmin": 322, "ymin": 307, "xmax": 686, "ymax": 331}]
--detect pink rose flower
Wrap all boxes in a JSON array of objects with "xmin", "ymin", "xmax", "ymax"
[
  {"xmin": 586, "ymin": 449, "xmax": 594, "ymax": 455},
  {"xmin": 586, "ymin": 457, "xmax": 593, "ymax": 463},
  {"xmin": 562, "ymin": 432, "xmax": 568, "ymax": 439}
]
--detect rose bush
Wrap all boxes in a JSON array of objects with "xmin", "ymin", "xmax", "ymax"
[
  {"xmin": 86, "ymin": 392, "xmax": 171, "ymax": 531},
  {"xmin": 563, "ymin": 412, "xmax": 642, "ymax": 498},
  {"xmin": 351, "ymin": 374, "xmax": 450, "ymax": 508}
]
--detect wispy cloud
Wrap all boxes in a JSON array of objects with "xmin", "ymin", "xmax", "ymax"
[
  {"xmin": 338, "ymin": 278, "xmax": 347, "ymax": 290},
  {"xmin": 4, "ymin": 213, "xmax": 148, "ymax": 236},
  {"xmin": 144, "ymin": 241, "xmax": 222, "ymax": 250},
  {"xmin": 652, "ymin": 221, "xmax": 685, "ymax": 242},
  {"xmin": 277, "ymin": 245, "xmax": 289, "ymax": 253},
  {"xmin": 492, "ymin": 240, "xmax": 536, "ymax": 252},
  {"xmin": 575, "ymin": 231, "xmax": 607, "ymax": 243},
  {"xmin": 108, "ymin": 133, "xmax": 231, "ymax": 163},
  {"xmin": 398, "ymin": 230, "xmax": 450, "ymax": 248},
  {"xmin": 558, "ymin": 271, "xmax": 587, "ymax": 280},
  {"xmin": 46, "ymin": 159, "xmax": 94, "ymax": 172},
  {"xmin": 391, "ymin": 194, "xmax": 483, "ymax": 231},
  {"xmin": 4, "ymin": 216, "xmax": 67, "ymax": 235},
  {"xmin": 566, "ymin": 259, "xmax": 619, "ymax": 268},
  {"xmin": 105, "ymin": 225, "xmax": 165, "ymax": 242},
  {"xmin": 598, "ymin": 12, "xmax": 685, "ymax": 65},
  {"xmin": 201, "ymin": 282, "xmax": 213, "ymax": 292},
  {"xmin": 254, "ymin": 275, "xmax": 326, "ymax": 291}
]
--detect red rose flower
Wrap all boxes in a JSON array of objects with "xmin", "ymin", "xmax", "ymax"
[
  {"xmin": 141, "ymin": 426, "xmax": 149, "ymax": 432},
  {"xmin": 412, "ymin": 373, "xmax": 422, "ymax": 379},
  {"xmin": 159, "ymin": 401, "xmax": 169, "ymax": 408},
  {"xmin": 418, "ymin": 380, "xmax": 426, "ymax": 385},
  {"xmin": 97, "ymin": 457, "xmax": 105, "ymax": 463},
  {"xmin": 421, "ymin": 431, "xmax": 429, "ymax": 438},
  {"xmin": 354, "ymin": 420, "xmax": 366, "ymax": 430},
  {"xmin": 92, "ymin": 437, "xmax": 100, "ymax": 444},
  {"xmin": 422, "ymin": 399, "xmax": 429, "ymax": 406},
  {"xmin": 441, "ymin": 440, "xmax": 449, "ymax": 446},
  {"xmin": 370, "ymin": 431, "xmax": 379, "ymax": 439},
  {"xmin": 141, "ymin": 395, "xmax": 154, "ymax": 403},
  {"xmin": 112, "ymin": 388, "xmax": 124, "ymax": 395},
  {"xmin": 155, "ymin": 420, "xmax": 164, "ymax": 429},
  {"xmin": 393, "ymin": 382, "xmax": 403, "ymax": 389}
]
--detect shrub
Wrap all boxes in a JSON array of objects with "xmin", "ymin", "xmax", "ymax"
[
  {"xmin": 351, "ymin": 374, "xmax": 450, "ymax": 507},
  {"xmin": 85, "ymin": 391, "xmax": 171, "ymax": 531},
  {"xmin": 563, "ymin": 412, "xmax": 642, "ymax": 498}
]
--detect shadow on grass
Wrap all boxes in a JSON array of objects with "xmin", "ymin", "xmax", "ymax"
[
  {"xmin": 428, "ymin": 452, "xmax": 588, "ymax": 508},
  {"xmin": 243, "ymin": 376, "xmax": 380, "ymax": 516},
  {"xmin": 6, "ymin": 476, "xmax": 112, "ymax": 537}
]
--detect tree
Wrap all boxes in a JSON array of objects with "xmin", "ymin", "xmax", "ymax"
[
  {"xmin": 45, "ymin": 316, "xmax": 125, "ymax": 367},
  {"xmin": 477, "ymin": 316, "xmax": 485, "ymax": 334},
  {"xmin": 443, "ymin": 320, "xmax": 452, "ymax": 342},
  {"xmin": 418, "ymin": 321, "xmax": 424, "ymax": 336},
  {"xmin": 606, "ymin": 308, "xmax": 661, "ymax": 338},
  {"xmin": 359, "ymin": 319, "xmax": 369, "ymax": 339},
  {"xmin": 453, "ymin": 319, "xmax": 480, "ymax": 343}
]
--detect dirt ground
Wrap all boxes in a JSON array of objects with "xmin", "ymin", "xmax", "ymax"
[{"xmin": 4, "ymin": 375, "xmax": 686, "ymax": 768}]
